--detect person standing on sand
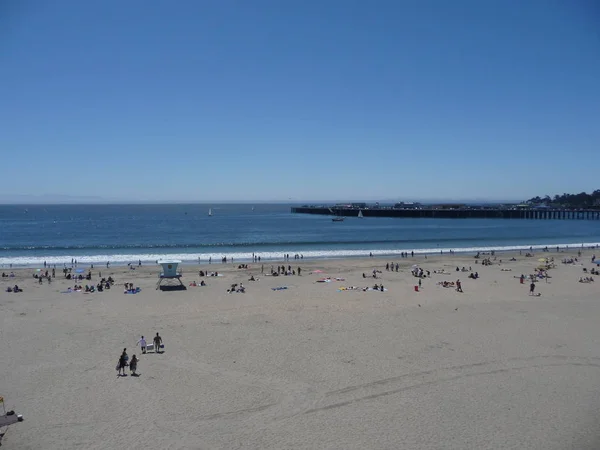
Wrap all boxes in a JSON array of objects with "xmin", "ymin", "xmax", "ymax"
[
  {"xmin": 153, "ymin": 333, "xmax": 163, "ymax": 353},
  {"xmin": 456, "ymin": 279, "xmax": 462, "ymax": 292},
  {"xmin": 530, "ymin": 282, "xmax": 536, "ymax": 295},
  {"xmin": 129, "ymin": 355, "xmax": 139, "ymax": 376},
  {"xmin": 117, "ymin": 348, "xmax": 128, "ymax": 376},
  {"xmin": 137, "ymin": 336, "xmax": 147, "ymax": 354}
]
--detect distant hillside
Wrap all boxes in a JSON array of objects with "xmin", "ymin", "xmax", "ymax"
[{"xmin": 527, "ymin": 190, "xmax": 600, "ymax": 208}]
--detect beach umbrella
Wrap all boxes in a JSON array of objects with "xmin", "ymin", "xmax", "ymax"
[
  {"xmin": 75, "ymin": 269, "xmax": 85, "ymax": 273},
  {"xmin": 35, "ymin": 269, "xmax": 41, "ymax": 272},
  {"xmin": 537, "ymin": 258, "xmax": 547, "ymax": 262},
  {"xmin": 411, "ymin": 264, "xmax": 419, "ymax": 269}
]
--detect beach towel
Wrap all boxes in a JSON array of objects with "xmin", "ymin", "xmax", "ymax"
[
  {"xmin": 124, "ymin": 288, "xmax": 142, "ymax": 294},
  {"xmin": 271, "ymin": 286, "xmax": 288, "ymax": 291},
  {"xmin": 0, "ymin": 413, "xmax": 20, "ymax": 427}
]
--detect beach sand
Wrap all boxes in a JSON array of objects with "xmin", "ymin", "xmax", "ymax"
[{"xmin": 2, "ymin": 249, "xmax": 600, "ymax": 449}]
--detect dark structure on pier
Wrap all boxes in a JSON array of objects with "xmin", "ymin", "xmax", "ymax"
[{"xmin": 291, "ymin": 206, "xmax": 600, "ymax": 220}]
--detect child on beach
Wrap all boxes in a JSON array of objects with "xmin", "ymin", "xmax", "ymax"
[{"xmin": 137, "ymin": 336, "xmax": 147, "ymax": 354}]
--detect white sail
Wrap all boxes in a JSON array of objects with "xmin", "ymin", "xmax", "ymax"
[
  {"xmin": 208, "ymin": 208, "xmax": 212, "ymax": 216},
  {"xmin": 358, "ymin": 210, "xmax": 363, "ymax": 218}
]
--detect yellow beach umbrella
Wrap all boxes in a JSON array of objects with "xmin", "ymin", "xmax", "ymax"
[{"xmin": 537, "ymin": 258, "xmax": 547, "ymax": 262}]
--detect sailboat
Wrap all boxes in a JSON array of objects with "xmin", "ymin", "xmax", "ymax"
[
  {"xmin": 208, "ymin": 208, "xmax": 213, "ymax": 217},
  {"xmin": 358, "ymin": 210, "xmax": 364, "ymax": 218}
]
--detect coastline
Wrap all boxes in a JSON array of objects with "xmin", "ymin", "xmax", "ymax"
[{"xmin": 1, "ymin": 241, "xmax": 599, "ymax": 268}]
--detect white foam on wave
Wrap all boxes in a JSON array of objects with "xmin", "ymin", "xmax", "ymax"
[{"xmin": 1, "ymin": 242, "xmax": 598, "ymax": 268}]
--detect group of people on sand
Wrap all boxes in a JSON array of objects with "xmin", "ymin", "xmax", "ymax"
[
  {"xmin": 199, "ymin": 270, "xmax": 219, "ymax": 277},
  {"xmin": 63, "ymin": 277, "xmax": 115, "ymax": 293},
  {"xmin": 579, "ymin": 277, "xmax": 595, "ymax": 283},
  {"xmin": 123, "ymin": 283, "xmax": 140, "ymax": 294},
  {"xmin": 116, "ymin": 333, "xmax": 163, "ymax": 377},
  {"xmin": 5, "ymin": 285, "xmax": 22, "ymax": 293},
  {"xmin": 386, "ymin": 262, "xmax": 399, "ymax": 272},
  {"xmin": 437, "ymin": 279, "xmax": 463, "ymax": 292},
  {"xmin": 227, "ymin": 283, "xmax": 245, "ymax": 293},
  {"xmin": 269, "ymin": 265, "xmax": 301, "ymax": 276},
  {"xmin": 34, "ymin": 269, "xmax": 55, "ymax": 282},
  {"xmin": 411, "ymin": 267, "xmax": 429, "ymax": 278}
]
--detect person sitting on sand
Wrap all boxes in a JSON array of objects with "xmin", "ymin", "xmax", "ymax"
[
  {"xmin": 129, "ymin": 355, "xmax": 139, "ymax": 376},
  {"xmin": 200, "ymin": 280, "xmax": 206, "ymax": 286}
]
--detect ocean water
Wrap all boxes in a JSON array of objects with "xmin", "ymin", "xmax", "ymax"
[{"xmin": 0, "ymin": 204, "xmax": 599, "ymax": 267}]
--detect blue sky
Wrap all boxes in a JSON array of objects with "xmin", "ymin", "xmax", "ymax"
[{"xmin": 1, "ymin": 0, "xmax": 599, "ymax": 203}]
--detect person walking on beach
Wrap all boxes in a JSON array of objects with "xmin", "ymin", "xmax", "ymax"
[
  {"xmin": 530, "ymin": 282, "xmax": 536, "ymax": 296},
  {"xmin": 117, "ymin": 348, "xmax": 128, "ymax": 376},
  {"xmin": 153, "ymin": 333, "xmax": 163, "ymax": 353},
  {"xmin": 456, "ymin": 279, "xmax": 463, "ymax": 293},
  {"xmin": 137, "ymin": 336, "xmax": 147, "ymax": 354},
  {"xmin": 129, "ymin": 355, "xmax": 139, "ymax": 376}
]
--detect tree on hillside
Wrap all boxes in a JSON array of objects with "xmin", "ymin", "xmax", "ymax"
[{"xmin": 528, "ymin": 190, "xmax": 600, "ymax": 208}]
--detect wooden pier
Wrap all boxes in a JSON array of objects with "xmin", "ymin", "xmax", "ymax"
[{"xmin": 291, "ymin": 207, "xmax": 600, "ymax": 220}]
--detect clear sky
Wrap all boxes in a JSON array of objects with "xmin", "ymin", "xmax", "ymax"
[{"xmin": 1, "ymin": 0, "xmax": 599, "ymax": 203}]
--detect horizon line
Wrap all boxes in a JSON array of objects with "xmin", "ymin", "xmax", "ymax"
[{"xmin": 0, "ymin": 199, "xmax": 525, "ymax": 206}]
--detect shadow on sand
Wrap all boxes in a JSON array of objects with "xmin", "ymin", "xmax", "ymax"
[{"xmin": 158, "ymin": 285, "xmax": 187, "ymax": 292}]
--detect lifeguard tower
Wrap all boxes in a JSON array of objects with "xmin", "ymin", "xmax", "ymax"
[{"xmin": 156, "ymin": 260, "xmax": 186, "ymax": 290}]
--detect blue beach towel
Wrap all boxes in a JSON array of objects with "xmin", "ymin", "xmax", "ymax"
[{"xmin": 124, "ymin": 287, "xmax": 142, "ymax": 294}]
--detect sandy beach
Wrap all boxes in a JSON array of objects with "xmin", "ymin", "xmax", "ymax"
[{"xmin": 2, "ymin": 249, "xmax": 600, "ymax": 449}]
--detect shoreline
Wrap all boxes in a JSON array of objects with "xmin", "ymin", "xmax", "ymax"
[
  {"xmin": 0, "ymin": 242, "xmax": 600, "ymax": 270},
  {"xmin": 1, "ymin": 241, "xmax": 599, "ymax": 268}
]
